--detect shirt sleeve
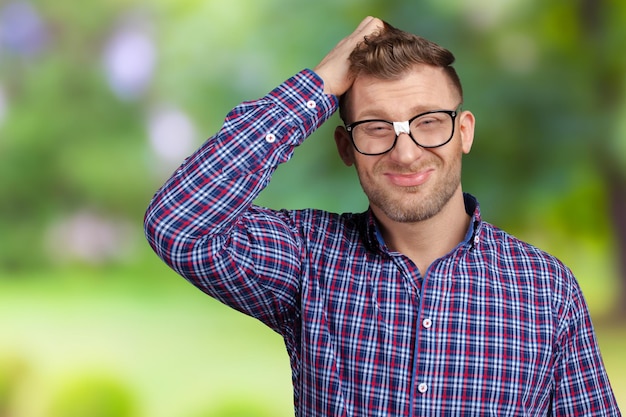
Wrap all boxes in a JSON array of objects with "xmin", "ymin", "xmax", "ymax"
[
  {"xmin": 552, "ymin": 275, "xmax": 622, "ymax": 416},
  {"xmin": 144, "ymin": 69, "xmax": 338, "ymax": 331}
]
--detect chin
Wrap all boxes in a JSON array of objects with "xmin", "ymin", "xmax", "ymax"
[{"xmin": 383, "ymin": 207, "xmax": 439, "ymax": 223}]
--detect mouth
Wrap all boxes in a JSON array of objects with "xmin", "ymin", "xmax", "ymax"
[{"xmin": 384, "ymin": 169, "xmax": 434, "ymax": 187}]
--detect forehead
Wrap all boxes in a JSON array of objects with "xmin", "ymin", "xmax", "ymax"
[{"xmin": 346, "ymin": 65, "xmax": 459, "ymax": 120}]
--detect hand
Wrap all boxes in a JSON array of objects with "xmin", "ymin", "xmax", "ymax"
[{"xmin": 313, "ymin": 16, "xmax": 384, "ymax": 96}]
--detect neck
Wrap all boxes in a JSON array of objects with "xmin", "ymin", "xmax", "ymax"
[{"xmin": 374, "ymin": 188, "xmax": 470, "ymax": 274}]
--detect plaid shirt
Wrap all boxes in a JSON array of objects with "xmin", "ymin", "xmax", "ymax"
[{"xmin": 145, "ymin": 70, "xmax": 620, "ymax": 416}]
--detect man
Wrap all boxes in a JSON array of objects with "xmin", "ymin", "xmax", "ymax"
[{"xmin": 144, "ymin": 17, "xmax": 621, "ymax": 416}]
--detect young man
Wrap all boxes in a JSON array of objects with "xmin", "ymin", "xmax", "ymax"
[{"xmin": 144, "ymin": 17, "xmax": 621, "ymax": 416}]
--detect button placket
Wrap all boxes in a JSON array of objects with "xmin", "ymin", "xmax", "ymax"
[{"xmin": 416, "ymin": 313, "xmax": 433, "ymax": 396}]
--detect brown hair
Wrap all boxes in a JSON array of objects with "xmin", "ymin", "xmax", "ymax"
[{"xmin": 339, "ymin": 22, "xmax": 463, "ymax": 122}]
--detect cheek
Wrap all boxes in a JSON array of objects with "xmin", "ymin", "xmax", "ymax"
[
  {"xmin": 444, "ymin": 138, "xmax": 466, "ymax": 160},
  {"xmin": 352, "ymin": 160, "xmax": 378, "ymax": 190},
  {"xmin": 354, "ymin": 157, "xmax": 380, "ymax": 177}
]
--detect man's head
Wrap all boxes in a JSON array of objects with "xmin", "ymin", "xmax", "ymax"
[
  {"xmin": 339, "ymin": 22, "xmax": 463, "ymax": 124},
  {"xmin": 334, "ymin": 22, "xmax": 474, "ymax": 225}
]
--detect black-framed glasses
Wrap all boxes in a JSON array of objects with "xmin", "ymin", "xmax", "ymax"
[{"xmin": 345, "ymin": 105, "xmax": 462, "ymax": 156}]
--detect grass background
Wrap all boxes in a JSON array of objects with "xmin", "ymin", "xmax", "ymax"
[{"xmin": 0, "ymin": 261, "xmax": 293, "ymax": 417}]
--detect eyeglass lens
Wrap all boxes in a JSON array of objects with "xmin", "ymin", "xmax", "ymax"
[{"xmin": 350, "ymin": 111, "xmax": 456, "ymax": 155}]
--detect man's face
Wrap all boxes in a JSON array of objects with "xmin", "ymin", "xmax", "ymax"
[{"xmin": 334, "ymin": 65, "xmax": 475, "ymax": 224}]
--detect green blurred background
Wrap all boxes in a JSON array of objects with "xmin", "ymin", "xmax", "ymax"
[{"xmin": 1, "ymin": 0, "xmax": 624, "ymax": 415}]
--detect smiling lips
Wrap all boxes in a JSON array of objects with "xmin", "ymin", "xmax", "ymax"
[{"xmin": 385, "ymin": 168, "xmax": 434, "ymax": 187}]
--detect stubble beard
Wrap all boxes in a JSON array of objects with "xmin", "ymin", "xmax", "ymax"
[{"xmin": 358, "ymin": 161, "xmax": 462, "ymax": 223}]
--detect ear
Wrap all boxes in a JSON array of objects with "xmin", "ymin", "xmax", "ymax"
[
  {"xmin": 334, "ymin": 125, "xmax": 355, "ymax": 166},
  {"xmin": 458, "ymin": 110, "xmax": 475, "ymax": 154}
]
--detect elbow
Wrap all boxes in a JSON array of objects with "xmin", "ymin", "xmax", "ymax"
[
  {"xmin": 143, "ymin": 202, "xmax": 201, "ymax": 279},
  {"xmin": 143, "ymin": 201, "xmax": 173, "ymax": 266}
]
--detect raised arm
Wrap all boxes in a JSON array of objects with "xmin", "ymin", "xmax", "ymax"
[
  {"xmin": 143, "ymin": 71, "xmax": 334, "ymax": 324},
  {"xmin": 143, "ymin": 17, "xmax": 383, "ymax": 328}
]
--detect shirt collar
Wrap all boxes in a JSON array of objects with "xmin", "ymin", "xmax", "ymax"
[
  {"xmin": 463, "ymin": 193, "xmax": 482, "ymax": 250},
  {"xmin": 363, "ymin": 193, "xmax": 483, "ymax": 254}
]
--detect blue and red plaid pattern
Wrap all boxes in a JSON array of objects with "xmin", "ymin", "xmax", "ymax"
[{"xmin": 145, "ymin": 70, "xmax": 621, "ymax": 416}]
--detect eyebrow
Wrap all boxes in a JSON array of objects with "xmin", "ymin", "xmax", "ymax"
[
  {"xmin": 409, "ymin": 104, "xmax": 456, "ymax": 113},
  {"xmin": 354, "ymin": 104, "xmax": 455, "ymax": 122}
]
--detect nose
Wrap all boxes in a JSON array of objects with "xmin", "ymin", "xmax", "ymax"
[{"xmin": 388, "ymin": 132, "xmax": 424, "ymax": 164}]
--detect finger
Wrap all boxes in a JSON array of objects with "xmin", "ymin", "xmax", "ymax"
[
  {"xmin": 354, "ymin": 16, "xmax": 376, "ymax": 32},
  {"xmin": 353, "ymin": 16, "xmax": 384, "ymax": 38}
]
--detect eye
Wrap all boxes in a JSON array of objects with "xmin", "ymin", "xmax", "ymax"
[
  {"xmin": 413, "ymin": 114, "xmax": 445, "ymax": 130},
  {"xmin": 361, "ymin": 122, "xmax": 393, "ymax": 137}
]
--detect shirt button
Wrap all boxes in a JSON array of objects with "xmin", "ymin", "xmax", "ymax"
[
  {"xmin": 474, "ymin": 235, "xmax": 480, "ymax": 245},
  {"xmin": 265, "ymin": 133, "xmax": 276, "ymax": 143},
  {"xmin": 422, "ymin": 318, "xmax": 432, "ymax": 329},
  {"xmin": 306, "ymin": 100, "xmax": 316, "ymax": 109},
  {"xmin": 418, "ymin": 383, "xmax": 428, "ymax": 393}
]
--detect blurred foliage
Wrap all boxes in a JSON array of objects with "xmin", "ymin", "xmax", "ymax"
[
  {"xmin": 191, "ymin": 399, "xmax": 276, "ymax": 417},
  {"xmin": 48, "ymin": 374, "xmax": 137, "ymax": 417},
  {"xmin": 0, "ymin": 0, "xmax": 624, "ymax": 276},
  {"xmin": 0, "ymin": 355, "xmax": 29, "ymax": 415}
]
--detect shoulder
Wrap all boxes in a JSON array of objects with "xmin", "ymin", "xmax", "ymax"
[
  {"xmin": 478, "ymin": 222, "xmax": 571, "ymax": 272},
  {"xmin": 476, "ymin": 222, "xmax": 578, "ymax": 300},
  {"xmin": 475, "ymin": 222, "xmax": 591, "ymax": 335}
]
